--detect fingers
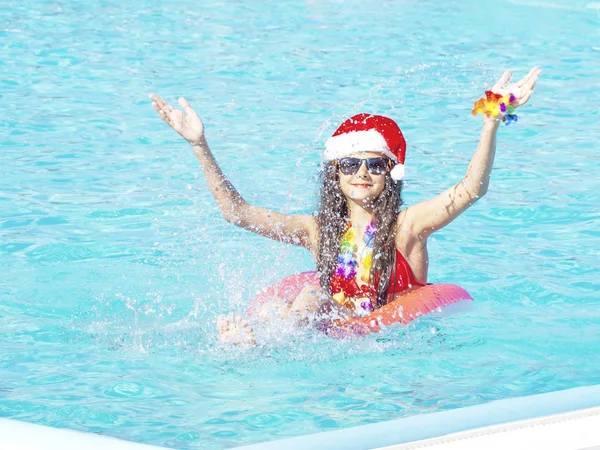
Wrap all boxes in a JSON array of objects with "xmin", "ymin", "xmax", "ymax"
[
  {"xmin": 514, "ymin": 67, "xmax": 541, "ymax": 107},
  {"xmin": 149, "ymin": 93, "xmax": 174, "ymax": 115},
  {"xmin": 492, "ymin": 70, "xmax": 512, "ymax": 91},
  {"xmin": 516, "ymin": 66, "xmax": 541, "ymax": 89},
  {"xmin": 491, "ymin": 67, "xmax": 541, "ymax": 96},
  {"xmin": 516, "ymin": 86, "xmax": 535, "ymax": 107},
  {"xmin": 235, "ymin": 315, "xmax": 252, "ymax": 328},
  {"xmin": 149, "ymin": 93, "xmax": 168, "ymax": 110},
  {"xmin": 178, "ymin": 97, "xmax": 195, "ymax": 115},
  {"xmin": 153, "ymin": 103, "xmax": 175, "ymax": 127},
  {"xmin": 518, "ymin": 67, "xmax": 538, "ymax": 87},
  {"xmin": 151, "ymin": 100, "xmax": 168, "ymax": 117},
  {"xmin": 517, "ymin": 67, "xmax": 535, "ymax": 87},
  {"xmin": 150, "ymin": 94, "xmax": 196, "ymax": 117},
  {"xmin": 517, "ymin": 91, "xmax": 533, "ymax": 107},
  {"xmin": 217, "ymin": 314, "xmax": 229, "ymax": 332},
  {"xmin": 527, "ymin": 67, "xmax": 542, "ymax": 90},
  {"xmin": 149, "ymin": 93, "xmax": 179, "ymax": 127}
]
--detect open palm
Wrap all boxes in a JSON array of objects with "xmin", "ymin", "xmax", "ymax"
[
  {"xmin": 149, "ymin": 94, "xmax": 205, "ymax": 145},
  {"xmin": 491, "ymin": 67, "xmax": 542, "ymax": 109}
]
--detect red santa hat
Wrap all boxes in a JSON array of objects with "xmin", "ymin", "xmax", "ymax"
[{"xmin": 324, "ymin": 113, "xmax": 407, "ymax": 181}]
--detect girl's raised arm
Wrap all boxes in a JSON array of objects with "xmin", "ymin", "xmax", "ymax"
[
  {"xmin": 401, "ymin": 67, "xmax": 541, "ymax": 238},
  {"xmin": 149, "ymin": 94, "xmax": 315, "ymax": 250}
]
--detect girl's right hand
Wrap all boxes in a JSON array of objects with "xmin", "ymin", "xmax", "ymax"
[
  {"xmin": 149, "ymin": 94, "xmax": 205, "ymax": 146},
  {"xmin": 490, "ymin": 67, "xmax": 541, "ymax": 110}
]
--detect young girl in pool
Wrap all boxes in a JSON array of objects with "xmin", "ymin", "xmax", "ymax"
[{"xmin": 150, "ymin": 67, "xmax": 540, "ymax": 344}]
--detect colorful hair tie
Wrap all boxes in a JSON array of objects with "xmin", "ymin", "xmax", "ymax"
[{"xmin": 472, "ymin": 91, "xmax": 518, "ymax": 125}]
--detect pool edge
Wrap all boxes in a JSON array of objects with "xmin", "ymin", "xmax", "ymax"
[
  {"xmin": 2, "ymin": 384, "xmax": 600, "ymax": 449},
  {"xmin": 233, "ymin": 383, "xmax": 600, "ymax": 449}
]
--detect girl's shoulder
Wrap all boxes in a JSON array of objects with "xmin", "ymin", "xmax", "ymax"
[
  {"xmin": 301, "ymin": 214, "xmax": 319, "ymax": 253},
  {"xmin": 302, "ymin": 214, "xmax": 318, "ymax": 233}
]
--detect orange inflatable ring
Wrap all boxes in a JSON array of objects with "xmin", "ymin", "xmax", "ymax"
[{"xmin": 248, "ymin": 272, "xmax": 473, "ymax": 337}]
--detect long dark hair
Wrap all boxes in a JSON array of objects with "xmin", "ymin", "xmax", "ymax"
[{"xmin": 315, "ymin": 161, "xmax": 404, "ymax": 308}]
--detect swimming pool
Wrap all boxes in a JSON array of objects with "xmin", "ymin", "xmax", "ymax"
[{"xmin": 1, "ymin": 0, "xmax": 599, "ymax": 448}]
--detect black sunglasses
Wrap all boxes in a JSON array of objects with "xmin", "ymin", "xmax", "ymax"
[{"xmin": 336, "ymin": 157, "xmax": 392, "ymax": 176}]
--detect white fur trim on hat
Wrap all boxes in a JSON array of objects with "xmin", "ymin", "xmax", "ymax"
[
  {"xmin": 324, "ymin": 129, "xmax": 398, "ymax": 162},
  {"xmin": 390, "ymin": 163, "xmax": 405, "ymax": 181}
]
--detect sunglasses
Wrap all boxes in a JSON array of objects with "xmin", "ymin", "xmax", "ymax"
[{"xmin": 336, "ymin": 157, "xmax": 392, "ymax": 176}]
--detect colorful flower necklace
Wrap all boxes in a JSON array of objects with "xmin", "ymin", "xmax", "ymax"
[{"xmin": 330, "ymin": 220, "xmax": 377, "ymax": 316}]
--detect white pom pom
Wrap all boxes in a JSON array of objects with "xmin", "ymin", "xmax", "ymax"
[{"xmin": 390, "ymin": 163, "xmax": 405, "ymax": 181}]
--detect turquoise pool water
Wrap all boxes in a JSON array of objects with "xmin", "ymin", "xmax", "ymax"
[{"xmin": 1, "ymin": 0, "xmax": 599, "ymax": 448}]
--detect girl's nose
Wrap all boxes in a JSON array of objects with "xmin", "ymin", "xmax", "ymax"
[{"xmin": 355, "ymin": 161, "xmax": 371, "ymax": 178}]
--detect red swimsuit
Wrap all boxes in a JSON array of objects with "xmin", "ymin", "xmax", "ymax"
[{"xmin": 388, "ymin": 249, "xmax": 425, "ymax": 295}]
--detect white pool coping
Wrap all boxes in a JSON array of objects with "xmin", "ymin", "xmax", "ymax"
[
  {"xmin": 2, "ymin": 384, "xmax": 600, "ymax": 450},
  {"xmin": 379, "ymin": 406, "xmax": 600, "ymax": 450}
]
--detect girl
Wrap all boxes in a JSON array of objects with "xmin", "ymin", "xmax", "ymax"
[{"xmin": 150, "ymin": 67, "xmax": 541, "ymax": 344}]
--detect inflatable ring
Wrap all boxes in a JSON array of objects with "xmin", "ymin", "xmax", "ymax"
[{"xmin": 248, "ymin": 272, "xmax": 473, "ymax": 337}]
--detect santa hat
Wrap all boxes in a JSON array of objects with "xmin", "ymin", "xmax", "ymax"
[{"xmin": 324, "ymin": 113, "xmax": 407, "ymax": 181}]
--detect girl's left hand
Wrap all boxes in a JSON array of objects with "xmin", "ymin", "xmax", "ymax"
[{"xmin": 491, "ymin": 66, "xmax": 542, "ymax": 109}]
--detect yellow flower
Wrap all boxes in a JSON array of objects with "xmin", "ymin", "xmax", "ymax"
[{"xmin": 363, "ymin": 252, "xmax": 372, "ymax": 272}]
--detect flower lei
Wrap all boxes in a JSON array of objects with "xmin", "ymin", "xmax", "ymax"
[
  {"xmin": 330, "ymin": 221, "xmax": 377, "ymax": 317},
  {"xmin": 472, "ymin": 90, "xmax": 518, "ymax": 125}
]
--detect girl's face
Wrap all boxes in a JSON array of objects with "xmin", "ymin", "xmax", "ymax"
[{"xmin": 337, "ymin": 151, "xmax": 389, "ymax": 204}]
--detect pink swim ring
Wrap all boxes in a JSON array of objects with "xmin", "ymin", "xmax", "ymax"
[{"xmin": 248, "ymin": 272, "xmax": 473, "ymax": 337}]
